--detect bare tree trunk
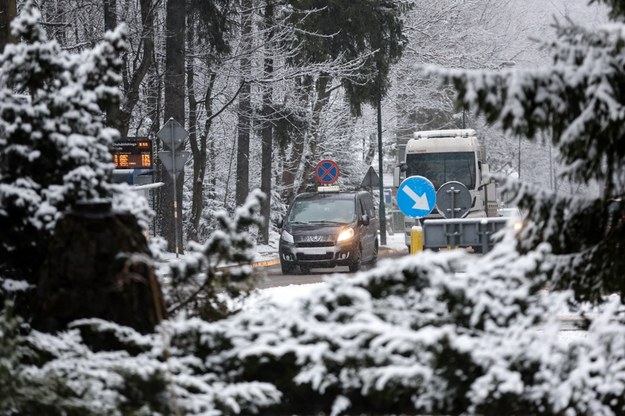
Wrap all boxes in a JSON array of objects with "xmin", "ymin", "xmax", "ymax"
[
  {"xmin": 0, "ymin": 0, "xmax": 17, "ymax": 53},
  {"xmin": 364, "ymin": 133, "xmax": 377, "ymax": 166},
  {"xmin": 147, "ymin": 23, "xmax": 161, "ymax": 238},
  {"xmin": 160, "ymin": 0, "xmax": 186, "ymax": 253},
  {"xmin": 116, "ymin": 0, "xmax": 155, "ymax": 137},
  {"xmin": 102, "ymin": 0, "xmax": 155, "ymax": 137},
  {"xmin": 103, "ymin": 0, "xmax": 122, "ymax": 132},
  {"xmin": 281, "ymin": 134, "xmax": 305, "ymax": 204},
  {"xmin": 235, "ymin": 0, "xmax": 253, "ymax": 207},
  {"xmin": 297, "ymin": 75, "xmax": 329, "ymax": 195},
  {"xmin": 186, "ymin": 15, "xmax": 198, "ymax": 241},
  {"xmin": 186, "ymin": 15, "xmax": 204, "ymax": 242},
  {"xmin": 280, "ymin": 77, "xmax": 311, "ymax": 204},
  {"xmin": 260, "ymin": 2, "xmax": 274, "ymax": 244}
]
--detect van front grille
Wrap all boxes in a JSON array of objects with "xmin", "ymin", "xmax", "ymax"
[
  {"xmin": 296, "ymin": 253, "xmax": 333, "ymax": 261},
  {"xmin": 296, "ymin": 242, "xmax": 334, "ymax": 248}
]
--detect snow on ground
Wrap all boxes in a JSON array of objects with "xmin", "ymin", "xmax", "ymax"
[{"xmin": 246, "ymin": 282, "xmax": 325, "ymax": 309}]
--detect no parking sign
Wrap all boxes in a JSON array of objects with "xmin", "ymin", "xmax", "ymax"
[{"xmin": 315, "ymin": 159, "xmax": 340, "ymax": 184}]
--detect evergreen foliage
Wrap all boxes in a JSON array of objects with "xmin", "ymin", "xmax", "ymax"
[
  {"xmin": 4, "ymin": 2, "xmax": 625, "ymax": 416},
  {"xmin": 4, "ymin": 237, "xmax": 625, "ymax": 415},
  {"xmin": 0, "ymin": 191, "xmax": 277, "ymax": 415},
  {"xmin": 188, "ymin": 0, "xmax": 233, "ymax": 56},
  {"xmin": 591, "ymin": 0, "xmax": 625, "ymax": 20},
  {"xmin": 0, "ymin": 302, "xmax": 26, "ymax": 413},
  {"xmin": 164, "ymin": 189, "xmax": 264, "ymax": 321},
  {"xmin": 430, "ymin": 19, "xmax": 625, "ymax": 302},
  {"xmin": 0, "ymin": 2, "xmax": 127, "ymax": 285},
  {"xmin": 285, "ymin": 0, "xmax": 406, "ymax": 116}
]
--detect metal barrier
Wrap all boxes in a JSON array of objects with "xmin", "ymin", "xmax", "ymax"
[{"xmin": 423, "ymin": 217, "xmax": 508, "ymax": 253}]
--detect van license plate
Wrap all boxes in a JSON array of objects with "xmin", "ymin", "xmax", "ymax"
[{"xmin": 300, "ymin": 247, "xmax": 329, "ymax": 255}]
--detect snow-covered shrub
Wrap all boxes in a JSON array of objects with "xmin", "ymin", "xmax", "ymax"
[
  {"xmin": 0, "ymin": 302, "xmax": 27, "ymax": 413},
  {"xmin": 431, "ymin": 17, "xmax": 625, "ymax": 302},
  {"xmin": 0, "ymin": 315, "xmax": 280, "ymax": 415},
  {"xmin": 1, "ymin": 233, "xmax": 623, "ymax": 415},
  {"xmin": 162, "ymin": 189, "xmax": 264, "ymax": 321},
  {"xmin": 159, "ymin": 235, "xmax": 625, "ymax": 416},
  {"xmin": 0, "ymin": 3, "xmax": 151, "ymax": 306}
]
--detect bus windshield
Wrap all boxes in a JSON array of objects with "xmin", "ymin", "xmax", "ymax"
[
  {"xmin": 288, "ymin": 198, "xmax": 355, "ymax": 224},
  {"xmin": 406, "ymin": 152, "xmax": 476, "ymax": 190}
]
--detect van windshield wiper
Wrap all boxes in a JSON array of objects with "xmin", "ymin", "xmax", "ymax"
[{"xmin": 309, "ymin": 220, "xmax": 349, "ymax": 224}]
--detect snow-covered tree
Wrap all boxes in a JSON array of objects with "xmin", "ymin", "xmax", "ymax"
[
  {"xmin": 5, "ymin": 2, "xmax": 625, "ymax": 415},
  {"xmin": 432, "ymin": 6, "xmax": 625, "ymax": 302},
  {"xmin": 0, "ymin": 2, "xmax": 127, "ymax": 288},
  {"xmin": 5, "ymin": 236, "xmax": 625, "ymax": 415}
]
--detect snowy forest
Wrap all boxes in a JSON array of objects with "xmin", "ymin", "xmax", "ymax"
[
  {"xmin": 0, "ymin": 0, "xmax": 607, "ymax": 249},
  {"xmin": 2, "ymin": 0, "xmax": 625, "ymax": 415}
]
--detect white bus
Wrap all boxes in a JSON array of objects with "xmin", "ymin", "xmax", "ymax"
[{"xmin": 395, "ymin": 129, "xmax": 498, "ymax": 247}]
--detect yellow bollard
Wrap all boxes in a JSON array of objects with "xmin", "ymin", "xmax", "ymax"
[{"xmin": 410, "ymin": 225, "xmax": 423, "ymax": 254}]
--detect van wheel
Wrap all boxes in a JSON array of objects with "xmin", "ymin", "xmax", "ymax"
[
  {"xmin": 349, "ymin": 246, "xmax": 362, "ymax": 272},
  {"xmin": 281, "ymin": 262, "xmax": 295, "ymax": 274}
]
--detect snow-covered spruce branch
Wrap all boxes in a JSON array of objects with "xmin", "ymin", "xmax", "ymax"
[{"xmin": 166, "ymin": 190, "xmax": 265, "ymax": 317}]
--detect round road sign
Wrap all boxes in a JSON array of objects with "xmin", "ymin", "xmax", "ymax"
[
  {"xmin": 315, "ymin": 159, "xmax": 340, "ymax": 184},
  {"xmin": 397, "ymin": 176, "xmax": 436, "ymax": 219},
  {"xmin": 436, "ymin": 181, "xmax": 472, "ymax": 218}
]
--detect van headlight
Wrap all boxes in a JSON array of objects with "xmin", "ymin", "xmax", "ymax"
[
  {"xmin": 337, "ymin": 228, "xmax": 354, "ymax": 242},
  {"xmin": 281, "ymin": 230, "xmax": 294, "ymax": 243}
]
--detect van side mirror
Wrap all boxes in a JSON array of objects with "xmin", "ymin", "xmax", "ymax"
[{"xmin": 360, "ymin": 214, "xmax": 370, "ymax": 226}]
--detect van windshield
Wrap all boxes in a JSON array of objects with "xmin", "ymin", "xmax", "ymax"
[
  {"xmin": 406, "ymin": 152, "xmax": 476, "ymax": 190},
  {"xmin": 288, "ymin": 198, "xmax": 355, "ymax": 224}
]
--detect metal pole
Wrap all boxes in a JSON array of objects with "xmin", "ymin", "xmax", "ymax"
[
  {"xmin": 548, "ymin": 134, "xmax": 553, "ymax": 190},
  {"xmin": 170, "ymin": 119, "xmax": 180, "ymax": 258},
  {"xmin": 518, "ymin": 136, "xmax": 521, "ymax": 180},
  {"xmin": 377, "ymin": 99, "xmax": 387, "ymax": 245},
  {"xmin": 448, "ymin": 186, "xmax": 457, "ymax": 219}
]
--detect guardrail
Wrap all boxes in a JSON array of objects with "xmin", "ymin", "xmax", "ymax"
[{"xmin": 423, "ymin": 217, "xmax": 508, "ymax": 253}]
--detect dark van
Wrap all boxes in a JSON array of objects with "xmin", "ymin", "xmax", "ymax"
[{"xmin": 279, "ymin": 190, "xmax": 379, "ymax": 274}]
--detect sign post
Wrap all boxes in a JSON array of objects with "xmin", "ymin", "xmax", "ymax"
[{"xmin": 157, "ymin": 118, "xmax": 189, "ymax": 258}]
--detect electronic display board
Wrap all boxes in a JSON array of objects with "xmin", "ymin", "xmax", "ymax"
[{"xmin": 111, "ymin": 138, "xmax": 153, "ymax": 169}]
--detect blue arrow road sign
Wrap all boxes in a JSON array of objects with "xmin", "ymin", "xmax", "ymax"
[{"xmin": 397, "ymin": 176, "xmax": 436, "ymax": 219}]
